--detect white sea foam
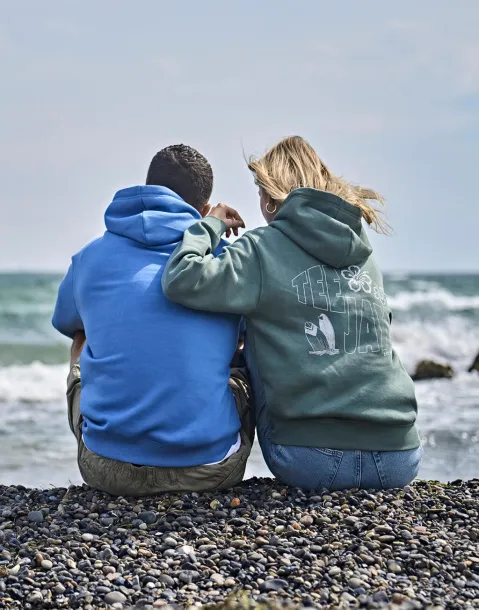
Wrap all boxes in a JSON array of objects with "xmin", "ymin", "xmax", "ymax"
[
  {"xmin": 391, "ymin": 316, "xmax": 479, "ymax": 372},
  {"xmin": 409, "ymin": 279, "xmax": 443, "ymax": 291},
  {"xmin": 0, "ymin": 312, "xmax": 478, "ymax": 403},
  {"xmin": 0, "ymin": 302, "xmax": 54, "ymax": 316},
  {"xmin": 388, "ymin": 287, "xmax": 479, "ymax": 312},
  {"xmin": 0, "ymin": 362, "xmax": 68, "ymax": 403}
]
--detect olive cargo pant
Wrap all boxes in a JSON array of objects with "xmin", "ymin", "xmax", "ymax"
[{"xmin": 67, "ymin": 364, "xmax": 254, "ymax": 496}]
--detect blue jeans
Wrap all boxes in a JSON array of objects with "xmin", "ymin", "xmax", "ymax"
[{"xmin": 246, "ymin": 346, "xmax": 423, "ymax": 491}]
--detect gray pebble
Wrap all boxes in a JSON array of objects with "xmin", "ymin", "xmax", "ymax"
[
  {"xmin": 348, "ymin": 577, "xmax": 363, "ymax": 589},
  {"xmin": 104, "ymin": 590, "xmax": 127, "ymax": 605},
  {"xmin": 260, "ymin": 578, "xmax": 288, "ymax": 592},
  {"xmin": 177, "ymin": 544, "xmax": 195, "ymax": 556},
  {"xmin": 178, "ymin": 570, "xmax": 200, "ymax": 584},
  {"xmin": 329, "ymin": 566, "xmax": 342, "ymax": 577},
  {"xmin": 163, "ymin": 536, "xmax": 177, "ymax": 547},
  {"xmin": 28, "ymin": 511, "xmax": 44, "ymax": 523},
  {"xmin": 210, "ymin": 573, "xmax": 225, "ymax": 586},
  {"xmin": 159, "ymin": 574, "xmax": 175, "ymax": 587},
  {"xmin": 138, "ymin": 511, "xmax": 157, "ymax": 524},
  {"xmin": 82, "ymin": 533, "xmax": 94, "ymax": 542}
]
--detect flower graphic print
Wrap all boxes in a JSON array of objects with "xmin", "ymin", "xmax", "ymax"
[
  {"xmin": 373, "ymin": 285, "xmax": 388, "ymax": 306},
  {"xmin": 341, "ymin": 265, "xmax": 372, "ymax": 294}
]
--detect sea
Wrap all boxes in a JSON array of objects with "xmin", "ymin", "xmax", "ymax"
[{"xmin": 0, "ymin": 272, "xmax": 477, "ymax": 489}]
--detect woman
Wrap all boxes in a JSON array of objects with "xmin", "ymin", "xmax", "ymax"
[{"xmin": 162, "ymin": 136, "xmax": 422, "ymax": 490}]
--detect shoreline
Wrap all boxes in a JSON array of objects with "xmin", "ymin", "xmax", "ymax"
[{"xmin": 0, "ymin": 478, "xmax": 477, "ymax": 609}]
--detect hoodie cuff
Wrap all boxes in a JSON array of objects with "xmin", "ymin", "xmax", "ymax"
[{"xmin": 201, "ymin": 216, "xmax": 228, "ymax": 250}]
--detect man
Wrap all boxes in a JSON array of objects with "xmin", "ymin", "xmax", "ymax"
[{"xmin": 53, "ymin": 144, "xmax": 253, "ymax": 496}]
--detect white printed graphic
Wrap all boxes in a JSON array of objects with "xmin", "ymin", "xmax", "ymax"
[
  {"xmin": 292, "ymin": 263, "xmax": 392, "ymax": 357},
  {"xmin": 341, "ymin": 265, "xmax": 372, "ymax": 294},
  {"xmin": 373, "ymin": 285, "xmax": 388, "ymax": 306},
  {"xmin": 304, "ymin": 314, "xmax": 339, "ymax": 356}
]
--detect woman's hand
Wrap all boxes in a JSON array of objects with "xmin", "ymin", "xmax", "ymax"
[{"xmin": 206, "ymin": 203, "xmax": 245, "ymax": 237}]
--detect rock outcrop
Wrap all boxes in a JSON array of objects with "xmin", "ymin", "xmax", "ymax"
[
  {"xmin": 468, "ymin": 351, "xmax": 479, "ymax": 373},
  {"xmin": 412, "ymin": 359, "xmax": 454, "ymax": 381}
]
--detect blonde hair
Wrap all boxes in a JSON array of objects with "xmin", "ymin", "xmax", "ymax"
[{"xmin": 248, "ymin": 136, "xmax": 389, "ymax": 234}]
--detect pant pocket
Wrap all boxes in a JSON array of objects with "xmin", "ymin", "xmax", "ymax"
[
  {"xmin": 373, "ymin": 445, "xmax": 424, "ymax": 490},
  {"xmin": 269, "ymin": 444, "xmax": 343, "ymax": 491},
  {"xmin": 66, "ymin": 365, "xmax": 82, "ymax": 440},
  {"xmin": 79, "ymin": 442, "xmax": 149, "ymax": 497}
]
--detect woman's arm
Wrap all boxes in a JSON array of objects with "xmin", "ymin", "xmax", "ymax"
[{"xmin": 162, "ymin": 215, "xmax": 262, "ymax": 315}]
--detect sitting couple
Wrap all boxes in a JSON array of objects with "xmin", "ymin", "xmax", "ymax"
[{"xmin": 53, "ymin": 137, "xmax": 422, "ymax": 497}]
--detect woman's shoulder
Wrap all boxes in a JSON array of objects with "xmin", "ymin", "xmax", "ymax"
[{"xmin": 242, "ymin": 225, "xmax": 272, "ymax": 245}]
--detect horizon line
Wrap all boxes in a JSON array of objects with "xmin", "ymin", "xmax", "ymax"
[{"xmin": 0, "ymin": 268, "xmax": 477, "ymax": 276}]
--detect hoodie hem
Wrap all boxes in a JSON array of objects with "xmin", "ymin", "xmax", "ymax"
[
  {"xmin": 83, "ymin": 430, "xmax": 240, "ymax": 468},
  {"xmin": 271, "ymin": 419, "xmax": 420, "ymax": 452}
]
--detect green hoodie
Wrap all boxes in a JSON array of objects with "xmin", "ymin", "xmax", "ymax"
[{"xmin": 162, "ymin": 188, "xmax": 420, "ymax": 451}]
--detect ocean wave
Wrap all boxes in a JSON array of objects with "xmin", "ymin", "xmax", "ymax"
[
  {"xmin": 391, "ymin": 316, "xmax": 479, "ymax": 372},
  {"xmin": 388, "ymin": 287, "xmax": 479, "ymax": 312},
  {"xmin": 0, "ymin": 317, "xmax": 478, "ymax": 403},
  {"xmin": 0, "ymin": 341, "xmax": 69, "ymax": 367},
  {"xmin": 0, "ymin": 302, "xmax": 54, "ymax": 316},
  {"xmin": 409, "ymin": 280, "xmax": 443, "ymax": 291},
  {"xmin": 0, "ymin": 362, "xmax": 68, "ymax": 403}
]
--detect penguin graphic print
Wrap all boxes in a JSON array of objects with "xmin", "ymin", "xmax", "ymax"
[{"xmin": 304, "ymin": 314, "xmax": 339, "ymax": 356}]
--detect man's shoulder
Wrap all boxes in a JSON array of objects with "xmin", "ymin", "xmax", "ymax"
[{"xmin": 72, "ymin": 235, "xmax": 106, "ymax": 263}]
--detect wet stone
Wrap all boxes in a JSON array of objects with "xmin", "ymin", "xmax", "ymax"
[
  {"xmin": 348, "ymin": 577, "xmax": 363, "ymax": 589},
  {"xmin": 138, "ymin": 511, "xmax": 157, "ymax": 524},
  {"xmin": 159, "ymin": 574, "xmax": 175, "ymax": 587},
  {"xmin": 178, "ymin": 570, "xmax": 200, "ymax": 584},
  {"xmin": 28, "ymin": 511, "xmax": 44, "ymax": 523},
  {"xmin": 104, "ymin": 590, "xmax": 127, "ymax": 605},
  {"xmin": 210, "ymin": 573, "xmax": 225, "ymax": 586},
  {"xmin": 82, "ymin": 533, "xmax": 94, "ymax": 542},
  {"xmin": 260, "ymin": 578, "xmax": 288, "ymax": 592}
]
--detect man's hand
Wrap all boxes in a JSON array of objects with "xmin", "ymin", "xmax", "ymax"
[
  {"xmin": 206, "ymin": 203, "xmax": 245, "ymax": 238},
  {"xmin": 70, "ymin": 330, "xmax": 86, "ymax": 367}
]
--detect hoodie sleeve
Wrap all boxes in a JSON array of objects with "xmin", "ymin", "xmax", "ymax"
[
  {"xmin": 52, "ymin": 260, "xmax": 84, "ymax": 339},
  {"xmin": 162, "ymin": 217, "xmax": 262, "ymax": 315}
]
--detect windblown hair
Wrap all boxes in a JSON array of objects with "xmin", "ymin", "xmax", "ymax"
[
  {"xmin": 146, "ymin": 144, "xmax": 213, "ymax": 211},
  {"xmin": 248, "ymin": 136, "xmax": 389, "ymax": 234}
]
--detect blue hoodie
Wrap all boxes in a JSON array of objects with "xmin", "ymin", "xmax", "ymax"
[{"xmin": 52, "ymin": 185, "xmax": 241, "ymax": 467}]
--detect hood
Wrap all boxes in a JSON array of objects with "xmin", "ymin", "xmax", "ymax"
[
  {"xmin": 105, "ymin": 185, "xmax": 201, "ymax": 247},
  {"xmin": 271, "ymin": 188, "xmax": 373, "ymax": 268}
]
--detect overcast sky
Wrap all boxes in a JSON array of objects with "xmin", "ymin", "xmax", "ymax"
[{"xmin": 0, "ymin": 1, "xmax": 478, "ymax": 272}]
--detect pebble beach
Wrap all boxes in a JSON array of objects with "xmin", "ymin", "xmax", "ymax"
[{"xmin": 0, "ymin": 478, "xmax": 478, "ymax": 609}]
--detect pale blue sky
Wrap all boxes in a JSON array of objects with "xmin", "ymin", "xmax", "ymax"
[{"xmin": 0, "ymin": 1, "xmax": 477, "ymax": 271}]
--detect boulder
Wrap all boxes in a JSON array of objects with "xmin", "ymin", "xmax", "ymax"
[
  {"xmin": 468, "ymin": 351, "xmax": 479, "ymax": 373},
  {"xmin": 412, "ymin": 360, "xmax": 454, "ymax": 382}
]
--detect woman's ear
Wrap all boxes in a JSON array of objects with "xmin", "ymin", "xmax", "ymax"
[{"xmin": 259, "ymin": 187, "xmax": 270, "ymax": 207}]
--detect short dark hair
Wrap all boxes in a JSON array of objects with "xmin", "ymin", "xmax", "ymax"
[{"xmin": 146, "ymin": 144, "xmax": 213, "ymax": 210}]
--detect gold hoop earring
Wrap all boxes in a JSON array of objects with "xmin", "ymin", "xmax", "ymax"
[{"xmin": 266, "ymin": 201, "xmax": 277, "ymax": 215}]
